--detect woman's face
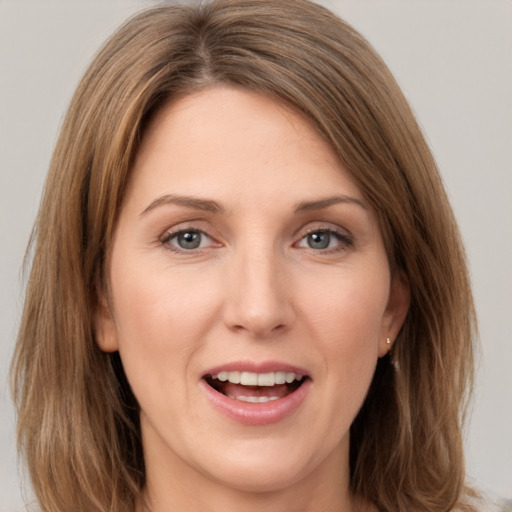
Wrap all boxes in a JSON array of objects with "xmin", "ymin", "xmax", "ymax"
[{"xmin": 96, "ymin": 86, "xmax": 409, "ymax": 498}]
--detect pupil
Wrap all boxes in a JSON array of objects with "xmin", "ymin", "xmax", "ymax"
[
  {"xmin": 178, "ymin": 231, "xmax": 201, "ymax": 249},
  {"xmin": 308, "ymin": 231, "xmax": 330, "ymax": 249}
]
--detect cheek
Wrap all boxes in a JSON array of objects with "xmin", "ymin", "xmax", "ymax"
[
  {"xmin": 301, "ymin": 268, "xmax": 389, "ymax": 398},
  {"xmin": 303, "ymin": 267, "xmax": 389, "ymax": 348},
  {"xmin": 111, "ymin": 258, "xmax": 219, "ymax": 344},
  {"xmin": 108, "ymin": 260, "xmax": 222, "ymax": 402}
]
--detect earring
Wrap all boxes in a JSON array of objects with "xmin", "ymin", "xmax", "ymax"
[{"xmin": 386, "ymin": 337, "xmax": 391, "ymax": 351}]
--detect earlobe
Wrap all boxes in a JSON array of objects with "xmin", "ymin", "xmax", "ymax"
[
  {"xmin": 94, "ymin": 290, "xmax": 119, "ymax": 353},
  {"xmin": 379, "ymin": 272, "xmax": 410, "ymax": 357}
]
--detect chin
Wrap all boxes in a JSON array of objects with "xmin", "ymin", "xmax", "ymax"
[
  {"xmin": 195, "ymin": 435, "xmax": 337, "ymax": 494},
  {"xmin": 207, "ymin": 459, "xmax": 308, "ymax": 493}
]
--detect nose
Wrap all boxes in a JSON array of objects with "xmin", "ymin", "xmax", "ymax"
[{"xmin": 222, "ymin": 247, "xmax": 295, "ymax": 339}]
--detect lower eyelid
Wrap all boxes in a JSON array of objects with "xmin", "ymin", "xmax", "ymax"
[
  {"xmin": 160, "ymin": 227, "xmax": 225, "ymax": 253},
  {"xmin": 295, "ymin": 229, "xmax": 354, "ymax": 252},
  {"xmin": 159, "ymin": 226, "xmax": 352, "ymax": 251},
  {"xmin": 161, "ymin": 229, "xmax": 200, "ymax": 245}
]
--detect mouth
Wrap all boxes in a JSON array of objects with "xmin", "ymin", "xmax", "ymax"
[{"xmin": 204, "ymin": 371, "xmax": 308, "ymax": 403}]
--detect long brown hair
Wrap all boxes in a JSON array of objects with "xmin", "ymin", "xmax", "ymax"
[{"xmin": 11, "ymin": 1, "xmax": 476, "ymax": 510}]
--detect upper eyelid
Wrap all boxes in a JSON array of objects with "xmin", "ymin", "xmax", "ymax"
[
  {"xmin": 294, "ymin": 224, "xmax": 355, "ymax": 250},
  {"xmin": 160, "ymin": 221, "xmax": 215, "ymax": 238},
  {"xmin": 158, "ymin": 221, "xmax": 353, "ymax": 245},
  {"xmin": 161, "ymin": 226, "xmax": 206, "ymax": 237},
  {"xmin": 300, "ymin": 225, "xmax": 348, "ymax": 235},
  {"xmin": 295, "ymin": 222, "xmax": 352, "ymax": 239},
  {"xmin": 297, "ymin": 228, "xmax": 353, "ymax": 243},
  {"xmin": 159, "ymin": 228, "xmax": 219, "ymax": 254},
  {"xmin": 160, "ymin": 227, "xmax": 214, "ymax": 243}
]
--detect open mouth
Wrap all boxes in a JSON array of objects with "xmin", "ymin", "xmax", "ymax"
[{"xmin": 204, "ymin": 371, "xmax": 307, "ymax": 403}]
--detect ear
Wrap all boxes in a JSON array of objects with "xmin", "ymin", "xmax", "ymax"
[
  {"xmin": 378, "ymin": 271, "xmax": 410, "ymax": 357},
  {"xmin": 94, "ymin": 287, "xmax": 119, "ymax": 353}
]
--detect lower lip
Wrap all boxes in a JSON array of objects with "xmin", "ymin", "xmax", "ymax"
[{"xmin": 200, "ymin": 379, "xmax": 311, "ymax": 426}]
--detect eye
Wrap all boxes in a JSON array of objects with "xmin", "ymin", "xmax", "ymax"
[
  {"xmin": 296, "ymin": 229, "xmax": 353, "ymax": 251},
  {"xmin": 161, "ymin": 229, "xmax": 215, "ymax": 251}
]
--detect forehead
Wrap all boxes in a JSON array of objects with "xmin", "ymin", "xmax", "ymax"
[{"xmin": 126, "ymin": 86, "xmax": 364, "ymax": 209}]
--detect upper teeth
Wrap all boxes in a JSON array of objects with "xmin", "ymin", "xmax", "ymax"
[{"xmin": 212, "ymin": 371, "xmax": 302, "ymax": 387}]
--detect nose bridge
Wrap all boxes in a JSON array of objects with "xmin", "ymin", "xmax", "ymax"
[{"xmin": 223, "ymin": 240, "xmax": 293, "ymax": 337}]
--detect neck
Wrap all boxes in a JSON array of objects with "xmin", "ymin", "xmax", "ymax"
[
  {"xmin": 136, "ymin": 438, "xmax": 374, "ymax": 512},
  {"xmin": 137, "ymin": 480, "xmax": 363, "ymax": 512}
]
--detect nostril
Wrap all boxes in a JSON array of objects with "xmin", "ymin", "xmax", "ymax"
[
  {"xmin": 222, "ymin": 273, "xmax": 295, "ymax": 336},
  {"xmin": 229, "ymin": 320, "xmax": 289, "ymax": 338}
]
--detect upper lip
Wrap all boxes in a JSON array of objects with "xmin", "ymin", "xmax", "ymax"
[{"xmin": 202, "ymin": 361, "xmax": 311, "ymax": 379}]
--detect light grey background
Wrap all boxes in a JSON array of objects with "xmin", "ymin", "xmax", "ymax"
[{"xmin": 1, "ymin": 1, "xmax": 511, "ymax": 509}]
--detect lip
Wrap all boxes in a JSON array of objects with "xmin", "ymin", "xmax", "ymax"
[{"xmin": 200, "ymin": 360, "xmax": 311, "ymax": 426}]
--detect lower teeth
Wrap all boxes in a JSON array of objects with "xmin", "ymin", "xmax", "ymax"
[{"xmin": 227, "ymin": 395, "xmax": 280, "ymax": 403}]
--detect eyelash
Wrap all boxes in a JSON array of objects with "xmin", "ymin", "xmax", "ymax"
[
  {"xmin": 295, "ymin": 227, "xmax": 354, "ymax": 253},
  {"xmin": 159, "ymin": 225, "xmax": 354, "ymax": 254},
  {"xmin": 159, "ymin": 228, "xmax": 216, "ymax": 253}
]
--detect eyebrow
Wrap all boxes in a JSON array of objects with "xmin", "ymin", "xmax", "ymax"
[
  {"xmin": 294, "ymin": 195, "xmax": 367, "ymax": 212},
  {"xmin": 140, "ymin": 193, "xmax": 366, "ymax": 217},
  {"xmin": 140, "ymin": 194, "xmax": 224, "ymax": 216}
]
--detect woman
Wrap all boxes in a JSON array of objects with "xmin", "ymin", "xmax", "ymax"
[{"xmin": 11, "ymin": 0, "xmax": 482, "ymax": 510}]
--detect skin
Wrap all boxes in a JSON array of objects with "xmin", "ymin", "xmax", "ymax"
[{"xmin": 95, "ymin": 86, "xmax": 409, "ymax": 512}]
